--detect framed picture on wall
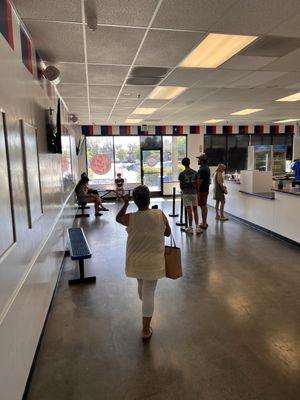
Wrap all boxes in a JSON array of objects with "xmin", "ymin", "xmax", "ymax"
[
  {"xmin": 20, "ymin": 120, "xmax": 43, "ymax": 229},
  {"xmin": 0, "ymin": 112, "xmax": 16, "ymax": 257}
]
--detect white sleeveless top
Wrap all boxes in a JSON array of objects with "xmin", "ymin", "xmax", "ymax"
[{"xmin": 125, "ymin": 209, "xmax": 166, "ymax": 280}]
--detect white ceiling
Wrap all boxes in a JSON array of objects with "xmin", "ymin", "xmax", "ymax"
[{"xmin": 13, "ymin": 0, "xmax": 300, "ymax": 125}]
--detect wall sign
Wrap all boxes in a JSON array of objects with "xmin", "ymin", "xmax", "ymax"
[{"xmin": 90, "ymin": 154, "xmax": 111, "ymax": 175}]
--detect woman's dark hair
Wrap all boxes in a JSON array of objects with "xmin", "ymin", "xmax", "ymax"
[
  {"xmin": 133, "ymin": 185, "xmax": 150, "ymax": 209},
  {"xmin": 81, "ymin": 176, "xmax": 89, "ymax": 184}
]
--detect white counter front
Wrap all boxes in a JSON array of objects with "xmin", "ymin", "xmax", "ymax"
[{"xmin": 207, "ymin": 181, "xmax": 300, "ymax": 244}]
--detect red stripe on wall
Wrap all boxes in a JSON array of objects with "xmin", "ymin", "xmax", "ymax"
[
  {"xmin": 212, "ymin": 126, "xmax": 217, "ymax": 134},
  {"xmin": 162, "ymin": 126, "xmax": 166, "ymax": 135},
  {"xmin": 178, "ymin": 126, "xmax": 183, "ymax": 135},
  {"xmin": 126, "ymin": 126, "xmax": 131, "ymax": 135},
  {"xmin": 89, "ymin": 125, "xmax": 94, "ymax": 135},
  {"xmin": 6, "ymin": 0, "xmax": 14, "ymax": 49},
  {"xmin": 108, "ymin": 126, "xmax": 112, "ymax": 135},
  {"xmin": 26, "ymin": 35, "xmax": 33, "ymax": 74}
]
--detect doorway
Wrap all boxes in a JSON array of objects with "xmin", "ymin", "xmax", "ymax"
[{"xmin": 141, "ymin": 149, "xmax": 162, "ymax": 195}]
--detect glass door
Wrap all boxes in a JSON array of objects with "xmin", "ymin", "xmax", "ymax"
[{"xmin": 141, "ymin": 149, "xmax": 162, "ymax": 195}]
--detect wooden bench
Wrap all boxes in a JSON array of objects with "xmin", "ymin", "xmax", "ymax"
[{"xmin": 67, "ymin": 228, "xmax": 96, "ymax": 285}]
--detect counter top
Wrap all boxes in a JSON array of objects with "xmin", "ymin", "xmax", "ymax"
[{"xmin": 272, "ymin": 188, "xmax": 300, "ymax": 197}]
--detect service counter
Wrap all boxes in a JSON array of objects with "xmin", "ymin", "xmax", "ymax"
[{"xmin": 207, "ymin": 180, "xmax": 300, "ymax": 244}]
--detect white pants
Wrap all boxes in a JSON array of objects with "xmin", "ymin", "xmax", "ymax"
[{"xmin": 137, "ymin": 279, "xmax": 158, "ymax": 317}]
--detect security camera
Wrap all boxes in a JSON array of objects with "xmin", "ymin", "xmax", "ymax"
[{"xmin": 69, "ymin": 114, "xmax": 78, "ymax": 123}]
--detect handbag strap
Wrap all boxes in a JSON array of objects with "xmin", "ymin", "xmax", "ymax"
[{"xmin": 169, "ymin": 234, "xmax": 177, "ymax": 248}]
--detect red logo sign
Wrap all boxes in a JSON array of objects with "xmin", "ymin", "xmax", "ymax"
[{"xmin": 90, "ymin": 154, "xmax": 111, "ymax": 175}]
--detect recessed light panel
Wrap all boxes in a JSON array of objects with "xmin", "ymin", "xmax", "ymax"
[
  {"xmin": 148, "ymin": 86, "xmax": 187, "ymax": 100},
  {"xmin": 230, "ymin": 108, "xmax": 263, "ymax": 116},
  {"xmin": 274, "ymin": 118, "xmax": 299, "ymax": 123},
  {"xmin": 179, "ymin": 33, "xmax": 257, "ymax": 68},
  {"xmin": 276, "ymin": 92, "xmax": 300, "ymax": 102},
  {"xmin": 204, "ymin": 119, "xmax": 225, "ymax": 123},
  {"xmin": 125, "ymin": 119, "xmax": 143, "ymax": 124},
  {"xmin": 132, "ymin": 108, "xmax": 158, "ymax": 115}
]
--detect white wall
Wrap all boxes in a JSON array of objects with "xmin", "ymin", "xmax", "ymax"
[{"xmin": 0, "ymin": 8, "xmax": 77, "ymax": 400}]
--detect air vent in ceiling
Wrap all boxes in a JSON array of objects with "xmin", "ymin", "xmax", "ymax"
[
  {"xmin": 126, "ymin": 77, "xmax": 161, "ymax": 85},
  {"xmin": 241, "ymin": 36, "xmax": 300, "ymax": 57},
  {"xmin": 130, "ymin": 67, "xmax": 170, "ymax": 78}
]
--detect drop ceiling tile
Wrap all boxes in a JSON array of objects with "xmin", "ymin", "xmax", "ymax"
[
  {"xmin": 57, "ymin": 84, "xmax": 87, "ymax": 97},
  {"xmin": 95, "ymin": 0, "xmax": 159, "ymax": 26},
  {"xmin": 24, "ymin": 21, "xmax": 84, "ymax": 62},
  {"xmin": 88, "ymin": 65, "xmax": 129, "ymax": 85},
  {"xmin": 260, "ymin": 48, "xmax": 300, "ymax": 72},
  {"xmin": 241, "ymin": 36, "xmax": 300, "ymax": 57},
  {"xmin": 152, "ymin": 0, "xmax": 236, "ymax": 31},
  {"xmin": 54, "ymin": 63, "xmax": 86, "ymax": 84},
  {"xmin": 135, "ymin": 30, "xmax": 205, "ymax": 67},
  {"xmin": 90, "ymin": 99, "xmax": 116, "ymax": 107},
  {"xmin": 116, "ymin": 99, "xmax": 143, "ymax": 107},
  {"xmin": 228, "ymin": 71, "xmax": 286, "ymax": 88},
  {"xmin": 213, "ymin": 0, "xmax": 300, "ymax": 35},
  {"xmin": 89, "ymin": 85, "xmax": 121, "ymax": 98},
  {"xmin": 257, "ymin": 72, "xmax": 300, "ymax": 88},
  {"xmin": 86, "ymin": 26, "xmax": 145, "ymax": 64},
  {"xmin": 193, "ymin": 70, "xmax": 251, "ymax": 88},
  {"xmin": 221, "ymin": 56, "xmax": 277, "ymax": 71},
  {"xmin": 14, "ymin": 0, "xmax": 82, "ymax": 22},
  {"xmin": 162, "ymin": 68, "xmax": 212, "ymax": 87},
  {"xmin": 63, "ymin": 98, "xmax": 88, "ymax": 107},
  {"xmin": 120, "ymin": 85, "xmax": 154, "ymax": 99},
  {"xmin": 271, "ymin": 12, "xmax": 300, "ymax": 38}
]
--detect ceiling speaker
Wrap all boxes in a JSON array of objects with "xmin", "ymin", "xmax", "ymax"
[{"xmin": 43, "ymin": 66, "xmax": 60, "ymax": 84}]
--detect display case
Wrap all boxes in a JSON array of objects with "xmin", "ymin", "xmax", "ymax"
[
  {"xmin": 272, "ymin": 145, "xmax": 287, "ymax": 176},
  {"xmin": 247, "ymin": 145, "xmax": 287, "ymax": 176}
]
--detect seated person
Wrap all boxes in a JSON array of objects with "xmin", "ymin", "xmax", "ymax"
[
  {"xmin": 115, "ymin": 173, "xmax": 125, "ymax": 199},
  {"xmin": 75, "ymin": 175, "xmax": 109, "ymax": 216}
]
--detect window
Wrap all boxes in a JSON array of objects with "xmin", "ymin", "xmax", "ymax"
[
  {"xmin": 163, "ymin": 136, "xmax": 186, "ymax": 182},
  {"xmin": 61, "ymin": 134, "xmax": 73, "ymax": 191},
  {"xmin": 86, "ymin": 137, "xmax": 114, "ymax": 184},
  {"xmin": 204, "ymin": 135, "xmax": 226, "ymax": 166},
  {"xmin": 141, "ymin": 136, "xmax": 162, "ymax": 149},
  {"xmin": 227, "ymin": 135, "xmax": 248, "ymax": 173},
  {"xmin": 114, "ymin": 136, "xmax": 141, "ymax": 183}
]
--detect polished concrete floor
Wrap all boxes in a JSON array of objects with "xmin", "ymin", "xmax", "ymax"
[{"xmin": 25, "ymin": 200, "xmax": 300, "ymax": 400}]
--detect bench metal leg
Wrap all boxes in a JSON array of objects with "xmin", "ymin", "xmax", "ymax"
[
  {"xmin": 75, "ymin": 204, "xmax": 90, "ymax": 218},
  {"xmin": 69, "ymin": 259, "xmax": 96, "ymax": 285}
]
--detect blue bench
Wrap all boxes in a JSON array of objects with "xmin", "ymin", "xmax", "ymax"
[{"xmin": 67, "ymin": 228, "xmax": 96, "ymax": 285}]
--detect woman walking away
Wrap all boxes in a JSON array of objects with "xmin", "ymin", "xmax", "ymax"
[
  {"xmin": 116, "ymin": 186, "xmax": 171, "ymax": 340},
  {"xmin": 213, "ymin": 164, "xmax": 228, "ymax": 221}
]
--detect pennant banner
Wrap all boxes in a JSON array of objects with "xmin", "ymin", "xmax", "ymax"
[
  {"xmin": 206, "ymin": 126, "xmax": 217, "ymax": 135},
  {"xmin": 190, "ymin": 125, "xmax": 200, "ymax": 134},
  {"xmin": 0, "ymin": 0, "xmax": 14, "ymax": 49},
  {"xmin": 270, "ymin": 125, "xmax": 280, "ymax": 134},
  {"xmin": 222, "ymin": 126, "xmax": 233, "ymax": 134}
]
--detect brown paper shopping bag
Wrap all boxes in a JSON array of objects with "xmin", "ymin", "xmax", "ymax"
[{"xmin": 165, "ymin": 235, "xmax": 182, "ymax": 279}]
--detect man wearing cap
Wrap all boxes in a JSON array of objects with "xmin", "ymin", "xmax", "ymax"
[{"xmin": 197, "ymin": 154, "xmax": 210, "ymax": 229}]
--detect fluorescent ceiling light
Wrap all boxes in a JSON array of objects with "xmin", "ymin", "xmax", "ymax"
[
  {"xmin": 148, "ymin": 86, "xmax": 187, "ymax": 100},
  {"xmin": 132, "ymin": 108, "xmax": 158, "ymax": 115},
  {"xmin": 204, "ymin": 119, "xmax": 225, "ymax": 123},
  {"xmin": 230, "ymin": 108, "xmax": 263, "ymax": 116},
  {"xmin": 125, "ymin": 118, "xmax": 143, "ymax": 124},
  {"xmin": 276, "ymin": 92, "xmax": 300, "ymax": 102},
  {"xmin": 179, "ymin": 33, "xmax": 257, "ymax": 68},
  {"xmin": 274, "ymin": 118, "xmax": 300, "ymax": 123}
]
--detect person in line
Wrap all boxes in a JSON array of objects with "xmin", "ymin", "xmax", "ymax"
[
  {"xmin": 178, "ymin": 157, "xmax": 202, "ymax": 235},
  {"xmin": 197, "ymin": 153, "xmax": 211, "ymax": 230},
  {"xmin": 116, "ymin": 185, "xmax": 171, "ymax": 340},
  {"xmin": 75, "ymin": 175, "xmax": 109, "ymax": 216},
  {"xmin": 213, "ymin": 164, "xmax": 228, "ymax": 221},
  {"xmin": 291, "ymin": 158, "xmax": 300, "ymax": 187},
  {"xmin": 115, "ymin": 173, "xmax": 125, "ymax": 200}
]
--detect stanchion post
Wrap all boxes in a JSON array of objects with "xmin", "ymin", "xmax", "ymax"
[
  {"xmin": 169, "ymin": 187, "xmax": 179, "ymax": 217},
  {"xmin": 176, "ymin": 192, "xmax": 185, "ymax": 226},
  {"xmin": 180, "ymin": 206, "xmax": 188, "ymax": 232}
]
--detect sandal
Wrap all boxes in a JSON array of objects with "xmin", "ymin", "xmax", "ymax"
[
  {"xmin": 101, "ymin": 207, "xmax": 109, "ymax": 211},
  {"xmin": 95, "ymin": 212, "xmax": 103, "ymax": 217},
  {"xmin": 142, "ymin": 327, "xmax": 153, "ymax": 341},
  {"xmin": 200, "ymin": 224, "xmax": 208, "ymax": 229}
]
